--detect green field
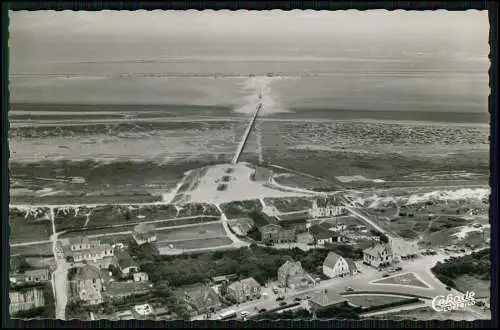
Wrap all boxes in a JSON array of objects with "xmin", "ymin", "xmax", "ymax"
[
  {"xmin": 345, "ymin": 295, "xmax": 413, "ymax": 308},
  {"xmin": 10, "ymin": 242, "xmax": 54, "ymax": 257},
  {"xmin": 220, "ymin": 200, "xmax": 263, "ymax": 219},
  {"xmin": 9, "ymin": 207, "xmax": 53, "ymax": 244}
]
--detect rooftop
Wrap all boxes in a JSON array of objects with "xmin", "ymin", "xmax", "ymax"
[
  {"xmin": 134, "ymin": 223, "xmax": 155, "ymax": 235},
  {"xmin": 68, "ymin": 236, "xmax": 90, "ymax": 246},
  {"xmin": 72, "ymin": 265, "xmax": 101, "ymax": 281},
  {"xmin": 309, "ymin": 224, "xmax": 334, "ymax": 239},
  {"xmin": 115, "ymin": 250, "xmax": 139, "ymax": 270},
  {"xmin": 323, "ymin": 252, "xmax": 342, "ymax": 268},
  {"xmin": 24, "ymin": 268, "xmax": 50, "ymax": 278},
  {"xmin": 309, "ymin": 289, "xmax": 347, "ymax": 307},
  {"xmin": 363, "ymin": 243, "xmax": 393, "ymax": 257}
]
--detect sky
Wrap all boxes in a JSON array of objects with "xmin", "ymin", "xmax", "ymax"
[{"xmin": 8, "ymin": 10, "xmax": 490, "ymax": 110}]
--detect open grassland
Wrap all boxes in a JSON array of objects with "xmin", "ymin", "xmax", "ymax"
[
  {"xmin": 264, "ymin": 197, "xmax": 313, "ymax": 212},
  {"xmin": 155, "ymin": 222, "xmax": 226, "ymax": 242},
  {"xmin": 372, "ymin": 273, "xmax": 430, "ymax": 288},
  {"xmin": 53, "ymin": 203, "xmax": 219, "ymax": 232},
  {"xmin": 9, "ymin": 207, "xmax": 53, "ymax": 244},
  {"xmin": 345, "ymin": 295, "xmax": 414, "ymax": 308},
  {"xmin": 10, "ymin": 242, "xmax": 54, "ymax": 257},
  {"xmin": 160, "ymin": 237, "xmax": 234, "ymax": 250},
  {"xmin": 220, "ymin": 199, "xmax": 263, "ymax": 219}
]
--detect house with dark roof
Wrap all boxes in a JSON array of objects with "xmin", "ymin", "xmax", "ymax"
[
  {"xmin": 114, "ymin": 250, "xmax": 139, "ymax": 276},
  {"xmin": 322, "ymin": 252, "xmax": 359, "ymax": 279},
  {"xmin": 309, "ymin": 224, "xmax": 338, "ymax": 245},
  {"xmin": 363, "ymin": 243, "xmax": 393, "ymax": 269},
  {"xmin": 226, "ymin": 277, "xmax": 261, "ymax": 303},
  {"xmin": 69, "ymin": 265, "xmax": 103, "ymax": 305},
  {"xmin": 175, "ymin": 283, "xmax": 222, "ymax": 316},
  {"xmin": 277, "ymin": 260, "xmax": 315, "ymax": 289},
  {"xmin": 306, "ymin": 289, "xmax": 348, "ymax": 312},
  {"xmin": 132, "ymin": 223, "xmax": 157, "ymax": 246},
  {"xmin": 276, "ymin": 212, "xmax": 309, "ymax": 233}
]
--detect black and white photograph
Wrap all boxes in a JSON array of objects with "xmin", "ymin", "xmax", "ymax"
[{"xmin": 8, "ymin": 9, "xmax": 491, "ymax": 321}]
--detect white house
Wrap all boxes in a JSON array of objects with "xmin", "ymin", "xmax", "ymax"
[
  {"xmin": 322, "ymin": 252, "xmax": 359, "ymax": 278},
  {"xmin": 363, "ymin": 243, "xmax": 394, "ymax": 269}
]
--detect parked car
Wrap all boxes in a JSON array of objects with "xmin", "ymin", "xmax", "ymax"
[
  {"xmin": 446, "ymin": 286, "xmax": 452, "ymax": 291},
  {"xmin": 395, "ymin": 266, "xmax": 403, "ymax": 271},
  {"xmin": 345, "ymin": 286, "xmax": 354, "ymax": 292},
  {"xmin": 276, "ymin": 296, "xmax": 284, "ymax": 301},
  {"xmin": 382, "ymin": 274, "xmax": 390, "ymax": 278},
  {"xmin": 240, "ymin": 311, "xmax": 250, "ymax": 317},
  {"xmin": 294, "ymin": 297, "xmax": 302, "ymax": 302},
  {"xmin": 279, "ymin": 301, "xmax": 287, "ymax": 307},
  {"xmin": 259, "ymin": 308, "xmax": 267, "ymax": 313},
  {"xmin": 272, "ymin": 288, "xmax": 279, "ymax": 294}
]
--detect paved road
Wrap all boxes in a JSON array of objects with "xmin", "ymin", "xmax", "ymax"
[
  {"xmin": 201, "ymin": 251, "xmax": 490, "ymax": 321},
  {"xmin": 50, "ymin": 208, "xmax": 69, "ymax": 320},
  {"xmin": 215, "ymin": 204, "xmax": 250, "ymax": 247}
]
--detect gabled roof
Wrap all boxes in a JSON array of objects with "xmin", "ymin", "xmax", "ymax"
[
  {"xmin": 72, "ymin": 265, "xmax": 101, "ymax": 281},
  {"xmin": 115, "ymin": 250, "xmax": 139, "ymax": 270},
  {"xmin": 363, "ymin": 243, "xmax": 393, "ymax": 257},
  {"xmin": 69, "ymin": 236, "xmax": 90, "ymax": 246},
  {"xmin": 323, "ymin": 252, "xmax": 343, "ymax": 268},
  {"xmin": 345, "ymin": 258, "xmax": 358, "ymax": 272},
  {"xmin": 309, "ymin": 289, "xmax": 346, "ymax": 307},
  {"xmin": 279, "ymin": 260, "xmax": 303, "ymax": 276},
  {"xmin": 309, "ymin": 224, "xmax": 333, "ymax": 239},
  {"xmin": 240, "ymin": 277, "xmax": 260, "ymax": 288},
  {"xmin": 24, "ymin": 268, "xmax": 50, "ymax": 278},
  {"xmin": 134, "ymin": 223, "xmax": 155, "ymax": 235}
]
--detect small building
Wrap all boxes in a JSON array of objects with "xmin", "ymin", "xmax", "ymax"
[
  {"xmin": 133, "ymin": 272, "xmax": 149, "ymax": 282},
  {"xmin": 69, "ymin": 236, "xmax": 91, "ymax": 251},
  {"xmin": 211, "ymin": 274, "xmax": 237, "ymax": 285},
  {"xmin": 306, "ymin": 289, "xmax": 348, "ymax": 313},
  {"xmin": 363, "ymin": 243, "xmax": 394, "ymax": 269},
  {"xmin": 131, "ymin": 303, "xmax": 155, "ymax": 320},
  {"xmin": 24, "ymin": 268, "xmax": 51, "ymax": 283},
  {"xmin": 277, "ymin": 260, "xmax": 315, "ymax": 289},
  {"xmin": 296, "ymin": 232, "xmax": 314, "ymax": 245},
  {"xmin": 226, "ymin": 277, "xmax": 261, "ymax": 303},
  {"xmin": 322, "ymin": 252, "xmax": 358, "ymax": 279},
  {"xmin": 70, "ymin": 265, "xmax": 103, "ymax": 305},
  {"xmin": 115, "ymin": 250, "xmax": 139, "ymax": 276},
  {"xmin": 132, "ymin": 223, "xmax": 157, "ymax": 246}
]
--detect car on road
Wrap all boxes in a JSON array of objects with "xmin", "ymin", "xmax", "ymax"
[
  {"xmin": 276, "ymin": 296, "xmax": 284, "ymax": 301},
  {"xmin": 272, "ymin": 287, "xmax": 279, "ymax": 294},
  {"xmin": 240, "ymin": 311, "xmax": 250, "ymax": 318},
  {"xmin": 294, "ymin": 297, "xmax": 302, "ymax": 302},
  {"xmin": 279, "ymin": 301, "xmax": 287, "ymax": 307},
  {"xmin": 446, "ymin": 286, "xmax": 452, "ymax": 291},
  {"xmin": 258, "ymin": 308, "xmax": 267, "ymax": 313},
  {"xmin": 382, "ymin": 273, "xmax": 390, "ymax": 278},
  {"xmin": 395, "ymin": 266, "xmax": 403, "ymax": 271},
  {"xmin": 345, "ymin": 286, "xmax": 354, "ymax": 292}
]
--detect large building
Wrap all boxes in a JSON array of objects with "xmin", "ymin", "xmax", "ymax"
[
  {"xmin": 259, "ymin": 224, "xmax": 296, "ymax": 244},
  {"xmin": 132, "ymin": 223, "xmax": 157, "ymax": 246},
  {"xmin": 62, "ymin": 236, "xmax": 114, "ymax": 265},
  {"xmin": 322, "ymin": 252, "xmax": 359, "ymax": 278},
  {"xmin": 309, "ymin": 195, "xmax": 346, "ymax": 218},
  {"xmin": 226, "ymin": 277, "xmax": 261, "ymax": 303},
  {"xmin": 363, "ymin": 243, "xmax": 394, "ymax": 269},
  {"xmin": 69, "ymin": 265, "xmax": 103, "ymax": 305}
]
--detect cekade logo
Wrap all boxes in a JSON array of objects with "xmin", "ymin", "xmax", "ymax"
[{"xmin": 431, "ymin": 291, "xmax": 476, "ymax": 312}]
